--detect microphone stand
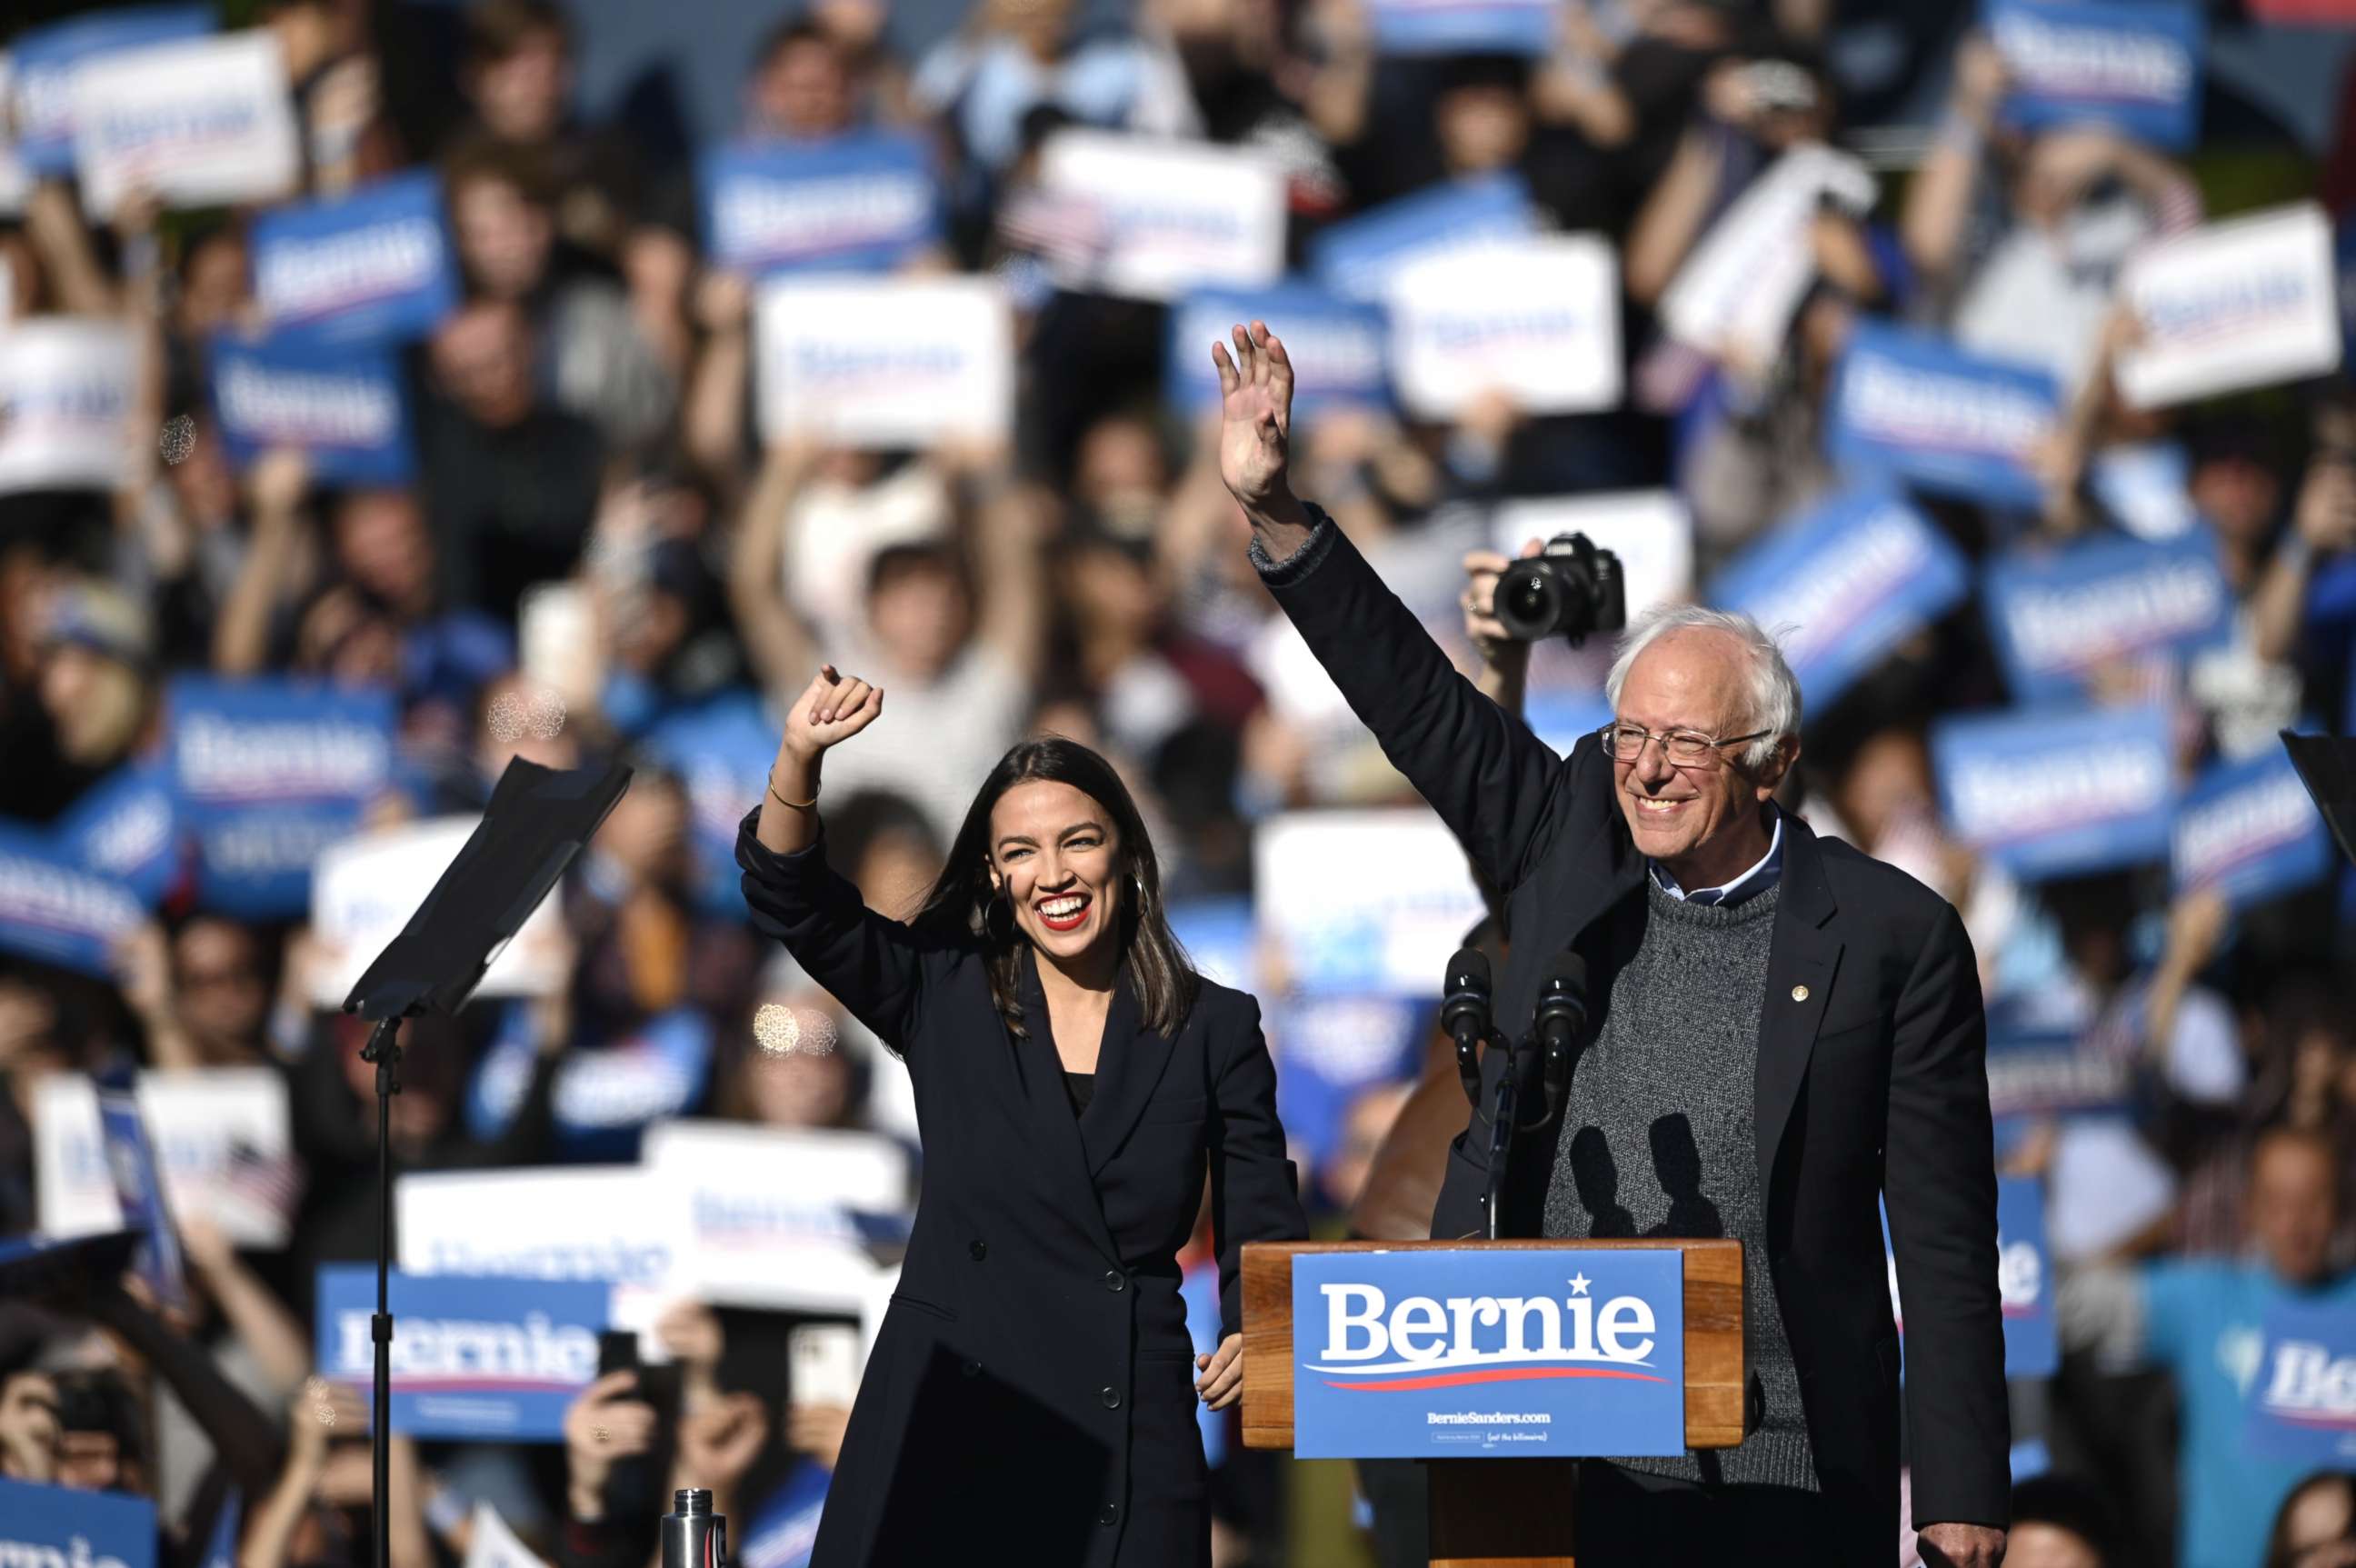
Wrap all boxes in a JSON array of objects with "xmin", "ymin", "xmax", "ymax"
[
  {"xmin": 1482, "ymin": 1034, "xmax": 1527, "ymax": 1242},
  {"xmin": 360, "ymin": 1014, "xmax": 405, "ymax": 1568}
]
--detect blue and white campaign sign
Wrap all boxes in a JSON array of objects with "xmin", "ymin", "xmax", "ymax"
[
  {"xmin": 6, "ymin": 4, "xmax": 214, "ymax": 175},
  {"xmin": 71, "ymin": 29, "xmax": 300, "ymax": 216},
  {"xmin": 0, "ymin": 317, "xmax": 138, "ymax": 494},
  {"xmin": 701, "ymin": 131, "xmax": 943, "ymax": 277},
  {"xmin": 55, "ymin": 761, "xmax": 182, "ymax": 908},
  {"xmin": 0, "ymin": 823, "xmax": 144, "ymax": 977},
  {"xmin": 1662, "ymin": 144, "xmax": 1877, "ymax": 375},
  {"xmin": 1982, "ymin": 1014, "xmax": 2130, "ymax": 1123},
  {"xmin": 1270, "ymin": 995, "xmax": 1428, "ymax": 1178},
  {"xmin": 467, "ymin": 1008, "xmax": 716, "ymax": 1161},
  {"xmin": 1293, "ymin": 1248, "xmax": 1684, "ymax": 1459},
  {"xmin": 252, "ymin": 172, "xmax": 459, "ymax": 345},
  {"xmin": 1366, "ymin": 0, "xmax": 1553, "ymax": 55},
  {"xmin": 1168, "ymin": 895, "xmax": 1253, "ymax": 994},
  {"xmin": 1169, "ymin": 281, "xmax": 1388, "ymax": 415},
  {"xmin": 1181, "ymin": 1261, "xmax": 1227, "ymax": 1469},
  {"xmin": 317, "ymin": 1265, "xmax": 606, "ymax": 1441},
  {"xmin": 1932, "ymin": 703, "xmax": 2175, "ymax": 879},
  {"xmin": 1387, "ymin": 235, "xmax": 1621, "ymax": 418},
  {"xmin": 209, "ymin": 331, "xmax": 414, "ymax": 484},
  {"xmin": 1037, "ymin": 130, "xmax": 1285, "ymax": 303},
  {"xmin": 168, "ymin": 676, "xmax": 397, "ymax": 918},
  {"xmin": 96, "ymin": 1067, "xmax": 189, "ymax": 1313},
  {"xmin": 1707, "ymin": 487, "xmax": 1971, "ymax": 714},
  {"xmin": 0, "ymin": 1476, "xmax": 157, "ymax": 1568},
  {"xmin": 464, "ymin": 1503, "xmax": 553, "ymax": 1568},
  {"xmin": 644, "ymin": 688, "xmax": 778, "ymax": 914},
  {"xmin": 310, "ymin": 815, "xmax": 572, "ymax": 1006},
  {"xmin": 1309, "ymin": 174, "xmax": 1537, "ymax": 305},
  {"xmin": 200, "ymin": 1493, "xmax": 238, "ymax": 1568},
  {"xmin": 754, "ymin": 275, "xmax": 1011, "ymax": 449},
  {"xmin": 1994, "ymin": 1177, "xmax": 2058, "ymax": 1378},
  {"xmin": 2172, "ymin": 750, "xmax": 2331, "ymax": 908},
  {"xmin": 0, "ymin": 59, "xmax": 29, "ymax": 215},
  {"xmin": 2246, "ymin": 1297, "xmax": 2356, "ymax": 1466},
  {"xmin": 1883, "ymin": 1177, "xmax": 2057, "ymax": 1379},
  {"xmin": 1254, "ymin": 810, "xmax": 1483, "ymax": 995},
  {"xmin": 2117, "ymin": 203, "xmax": 2343, "ymax": 409},
  {"xmin": 399, "ymin": 1165, "xmax": 684, "ymax": 1349},
  {"xmin": 35, "ymin": 1067, "xmax": 297, "ymax": 1249},
  {"xmin": 644, "ymin": 1121, "xmax": 907, "ymax": 1313},
  {"xmin": 1982, "ymin": 531, "xmax": 2232, "ymax": 702},
  {"xmin": 2089, "ymin": 442, "xmax": 2198, "ymax": 540},
  {"xmin": 738, "ymin": 1460, "xmax": 830, "ymax": 1568},
  {"xmin": 1988, "ymin": 0, "xmax": 2202, "ymax": 152},
  {"xmin": 1828, "ymin": 322, "xmax": 2061, "ymax": 510}
]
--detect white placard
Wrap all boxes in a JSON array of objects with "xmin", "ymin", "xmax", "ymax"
[
  {"xmin": 755, "ymin": 275, "xmax": 1013, "ymax": 449},
  {"xmin": 308, "ymin": 815, "xmax": 571, "ymax": 1007},
  {"xmin": 71, "ymin": 32, "xmax": 300, "ymax": 216},
  {"xmin": 35, "ymin": 1068, "xmax": 297, "ymax": 1247},
  {"xmin": 1254, "ymin": 810, "xmax": 1485, "ymax": 995},
  {"xmin": 519, "ymin": 583, "xmax": 598, "ymax": 710},
  {"xmin": 1038, "ymin": 129, "xmax": 1285, "ymax": 302},
  {"xmin": 1493, "ymin": 491, "xmax": 1694, "ymax": 622},
  {"xmin": 644, "ymin": 1119, "xmax": 906, "ymax": 1313},
  {"xmin": 2116, "ymin": 202, "xmax": 2343, "ymax": 409},
  {"xmin": 1661, "ymin": 144, "xmax": 1876, "ymax": 375},
  {"xmin": 1386, "ymin": 235, "xmax": 1622, "ymax": 418},
  {"xmin": 0, "ymin": 316, "xmax": 136, "ymax": 494},
  {"xmin": 398, "ymin": 1165, "xmax": 683, "ymax": 1341},
  {"xmin": 464, "ymin": 1504, "xmax": 551, "ymax": 1568}
]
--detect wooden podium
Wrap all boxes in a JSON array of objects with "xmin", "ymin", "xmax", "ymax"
[{"xmin": 1239, "ymin": 1238, "xmax": 1746, "ymax": 1568}]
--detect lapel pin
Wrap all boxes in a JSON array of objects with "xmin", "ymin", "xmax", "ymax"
[{"xmin": 1791, "ymin": 984, "xmax": 1810, "ymax": 1003}]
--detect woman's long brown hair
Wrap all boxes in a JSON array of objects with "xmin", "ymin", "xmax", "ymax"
[{"xmin": 913, "ymin": 735, "xmax": 1198, "ymax": 1040}]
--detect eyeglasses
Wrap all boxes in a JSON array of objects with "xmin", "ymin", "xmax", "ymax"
[{"xmin": 1599, "ymin": 723, "xmax": 1772, "ymax": 767}]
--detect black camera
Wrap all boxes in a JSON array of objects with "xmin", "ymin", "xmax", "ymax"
[{"xmin": 1493, "ymin": 533, "xmax": 1626, "ymax": 645}]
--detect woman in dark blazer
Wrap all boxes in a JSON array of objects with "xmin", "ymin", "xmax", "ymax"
[{"xmin": 736, "ymin": 664, "xmax": 1306, "ymax": 1568}]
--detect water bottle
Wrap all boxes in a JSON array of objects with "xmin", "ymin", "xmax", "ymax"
[{"xmin": 660, "ymin": 1488, "xmax": 727, "ymax": 1568}]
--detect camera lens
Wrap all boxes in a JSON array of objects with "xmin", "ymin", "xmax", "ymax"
[{"xmin": 1494, "ymin": 562, "xmax": 1561, "ymax": 641}]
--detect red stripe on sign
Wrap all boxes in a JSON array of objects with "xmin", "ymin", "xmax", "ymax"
[
  {"xmin": 2271, "ymin": 1411, "xmax": 2356, "ymax": 1431},
  {"xmin": 1323, "ymin": 1367, "xmax": 1670, "ymax": 1393}
]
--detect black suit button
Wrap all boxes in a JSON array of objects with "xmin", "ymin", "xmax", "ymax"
[
  {"xmin": 1100, "ymin": 1386, "xmax": 1121, "ymax": 1409},
  {"xmin": 962, "ymin": 1359, "xmax": 983, "ymax": 1378},
  {"xmin": 969, "ymin": 1240, "xmax": 987, "ymax": 1261},
  {"xmin": 1103, "ymin": 1270, "xmax": 1125, "ymax": 1293},
  {"xmin": 1099, "ymin": 1503, "xmax": 1119, "ymax": 1526}
]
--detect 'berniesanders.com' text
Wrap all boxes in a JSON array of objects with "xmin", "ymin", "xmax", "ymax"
[{"xmin": 1427, "ymin": 1412, "xmax": 1553, "ymax": 1425}]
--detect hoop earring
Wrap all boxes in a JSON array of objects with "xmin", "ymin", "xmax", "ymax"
[{"xmin": 985, "ymin": 892, "xmax": 1017, "ymax": 945}]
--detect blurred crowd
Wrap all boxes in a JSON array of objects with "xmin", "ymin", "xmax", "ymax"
[{"xmin": 3, "ymin": 1, "xmax": 2356, "ymax": 1566}]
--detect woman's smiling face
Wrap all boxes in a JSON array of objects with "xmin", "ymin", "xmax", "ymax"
[{"xmin": 988, "ymin": 779, "xmax": 1123, "ymax": 967}]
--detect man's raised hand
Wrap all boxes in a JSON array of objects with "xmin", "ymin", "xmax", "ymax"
[{"xmin": 1213, "ymin": 321, "xmax": 1306, "ymax": 532}]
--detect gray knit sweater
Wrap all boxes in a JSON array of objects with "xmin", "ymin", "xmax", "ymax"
[{"xmin": 1542, "ymin": 878, "xmax": 1819, "ymax": 1491}]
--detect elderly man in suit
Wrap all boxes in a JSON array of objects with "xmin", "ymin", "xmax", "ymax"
[{"xmin": 1212, "ymin": 322, "xmax": 2009, "ymax": 1568}]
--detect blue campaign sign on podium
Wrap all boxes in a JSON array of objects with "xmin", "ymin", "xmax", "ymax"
[{"xmin": 1292, "ymin": 1248, "xmax": 1684, "ymax": 1459}]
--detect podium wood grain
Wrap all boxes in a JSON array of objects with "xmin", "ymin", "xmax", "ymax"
[{"xmin": 1239, "ymin": 1237, "xmax": 1747, "ymax": 1452}]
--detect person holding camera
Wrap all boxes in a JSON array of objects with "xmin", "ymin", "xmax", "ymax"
[{"xmin": 1212, "ymin": 321, "xmax": 2008, "ymax": 1568}]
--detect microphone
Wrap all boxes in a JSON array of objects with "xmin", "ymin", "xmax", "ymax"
[
  {"xmin": 1532, "ymin": 953, "xmax": 1589, "ymax": 1129},
  {"xmin": 1440, "ymin": 948, "xmax": 1492, "ymax": 1109}
]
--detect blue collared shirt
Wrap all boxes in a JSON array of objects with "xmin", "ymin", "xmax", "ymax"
[{"xmin": 1650, "ymin": 807, "xmax": 1784, "ymax": 908}]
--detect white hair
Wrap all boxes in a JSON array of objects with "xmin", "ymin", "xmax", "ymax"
[{"xmin": 1602, "ymin": 604, "xmax": 1802, "ymax": 771}]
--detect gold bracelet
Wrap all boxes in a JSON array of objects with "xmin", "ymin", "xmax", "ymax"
[{"xmin": 767, "ymin": 777, "xmax": 819, "ymax": 811}]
